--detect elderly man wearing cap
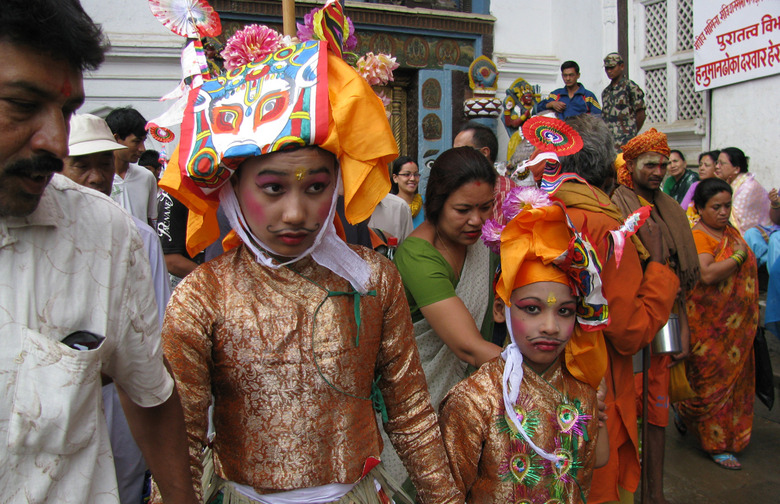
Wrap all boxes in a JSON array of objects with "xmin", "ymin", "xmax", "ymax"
[
  {"xmin": 63, "ymin": 113, "xmax": 173, "ymax": 504},
  {"xmin": 612, "ymin": 128, "xmax": 699, "ymax": 504},
  {"xmin": 602, "ymin": 53, "xmax": 646, "ymax": 149}
]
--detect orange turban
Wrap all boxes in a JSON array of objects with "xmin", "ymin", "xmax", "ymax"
[{"xmin": 620, "ymin": 127, "xmax": 670, "ymax": 161}]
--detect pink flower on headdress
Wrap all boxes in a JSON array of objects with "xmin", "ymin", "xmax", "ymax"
[
  {"xmin": 296, "ymin": 9, "xmax": 357, "ymax": 52},
  {"xmin": 481, "ymin": 219, "xmax": 505, "ymax": 254},
  {"xmin": 376, "ymin": 91, "xmax": 392, "ymax": 119},
  {"xmin": 502, "ymin": 186, "xmax": 552, "ymax": 221},
  {"xmin": 356, "ymin": 52, "xmax": 400, "ymax": 86},
  {"xmin": 221, "ymin": 24, "xmax": 284, "ymax": 70}
]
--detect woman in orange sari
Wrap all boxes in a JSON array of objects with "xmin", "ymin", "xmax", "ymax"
[{"xmin": 679, "ymin": 177, "xmax": 757, "ymax": 470}]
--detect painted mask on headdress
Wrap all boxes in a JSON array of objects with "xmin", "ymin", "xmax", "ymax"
[{"xmin": 178, "ymin": 40, "xmax": 328, "ymax": 197}]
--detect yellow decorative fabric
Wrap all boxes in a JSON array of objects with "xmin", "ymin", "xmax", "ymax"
[
  {"xmin": 439, "ymin": 357, "xmax": 599, "ymax": 503},
  {"xmin": 620, "ymin": 127, "xmax": 670, "ymax": 162},
  {"xmin": 320, "ymin": 52, "xmax": 397, "ymax": 226},
  {"xmin": 615, "ymin": 152, "xmax": 633, "ymax": 190},
  {"xmin": 409, "ymin": 193, "xmax": 423, "ymax": 218},
  {"xmin": 161, "ymin": 245, "xmax": 461, "ymax": 503}
]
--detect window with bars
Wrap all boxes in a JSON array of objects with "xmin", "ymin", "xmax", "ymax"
[
  {"xmin": 676, "ymin": 0, "xmax": 693, "ymax": 51},
  {"xmin": 645, "ymin": 1, "xmax": 668, "ymax": 58},
  {"xmin": 639, "ymin": 0, "xmax": 704, "ymax": 127},
  {"xmin": 645, "ymin": 68, "xmax": 668, "ymax": 123},
  {"xmin": 677, "ymin": 62, "xmax": 702, "ymax": 120}
]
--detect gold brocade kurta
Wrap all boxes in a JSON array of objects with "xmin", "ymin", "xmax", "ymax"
[
  {"xmin": 162, "ymin": 245, "xmax": 461, "ymax": 504},
  {"xmin": 439, "ymin": 357, "xmax": 599, "ymax": 504}
]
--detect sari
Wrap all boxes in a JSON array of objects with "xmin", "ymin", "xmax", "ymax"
[{"xmin": 679, "ymin": 225, "xmax": 757, "ymax": 454}]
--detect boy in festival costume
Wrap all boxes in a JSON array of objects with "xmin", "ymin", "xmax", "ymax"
[
  {"xmin": 439, "ymin": 187, "xmax": 612, "ymax": 503},
  {"xmin": 153, "ymin": 13, "xmax": 462, "ymax": 504}
]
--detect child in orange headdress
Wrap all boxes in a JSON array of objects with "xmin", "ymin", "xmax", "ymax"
[{"xmin": 439, "ymin": 186, "xmax": 610, "ymax": 503}]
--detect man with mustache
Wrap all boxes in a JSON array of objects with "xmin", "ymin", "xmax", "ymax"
[
  {"xmin": 611, "ymin": 128, "xmax": 700, "ymax": 504},
  {"xmin": 0, "ymin": 1, "xmax": 195, "ymax": 503}
]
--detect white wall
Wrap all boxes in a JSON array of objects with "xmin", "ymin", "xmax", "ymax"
[
  {"xmin": 80, "ymin": 0, "xmax": 183, "ymax": 121},
  {"xmin": 710, "ymin": 73, "xmax": 780, "ymax": 191}
]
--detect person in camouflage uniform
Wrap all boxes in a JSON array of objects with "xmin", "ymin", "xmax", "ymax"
[{"xmin": 602, "ymin": 52, "xmax": 646, "ymax": 149}]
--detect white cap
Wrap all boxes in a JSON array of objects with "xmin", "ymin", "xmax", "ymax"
[{"xmin": 68, "ymin": 114, "xmax": 127, "ymax": 157}]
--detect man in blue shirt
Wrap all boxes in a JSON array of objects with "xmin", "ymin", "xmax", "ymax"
[{"xmin": 537, "ymin": 60, "xmax": 602, "ymax": 119}]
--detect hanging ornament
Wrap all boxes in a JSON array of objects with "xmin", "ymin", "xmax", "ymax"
[{"xmin": 148, "ymin": 0, "xmax": 222, "ymax": 38}]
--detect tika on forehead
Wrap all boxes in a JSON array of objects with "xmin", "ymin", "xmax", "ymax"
[
  {"xmin": 295, "ymin": 167, "xmax": 306, "ymax": 181},
  {"xmin": 547, "ymin": 293, "xmax": 557, "ymax": 306}
]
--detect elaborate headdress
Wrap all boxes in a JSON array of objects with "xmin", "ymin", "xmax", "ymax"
[{"xmin": 154, "ymin": 0, "xmax": 397, "ymax": 292}]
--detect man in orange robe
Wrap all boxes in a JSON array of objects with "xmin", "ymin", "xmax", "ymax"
[{"xmin": 552, "ymin": 115, "xmax": 679, "ymax": 504}]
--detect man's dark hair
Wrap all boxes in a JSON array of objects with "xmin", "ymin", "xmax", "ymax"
[
  {"xmin": 106, "ymin": 107, "xmax": 148, "ymax": 141},
  {"xmin": 390, "ymin": 155, "xmax": 416, "ymax": 195},
  {"xmin": 559, "ymin": 114, "xmax": 616, "ymax": 190},
  {"xmin": 424, "ymin": 146, "xmax": 496, "ymax": 225},
  {"xmin": 459, "ymin": 122, "xmax": 498, "ymax": 164},
  {"xmin": 670, "ymin": 149, "xmax": 686, "ymax": 162},
  {"xmin": 719, "ymin": 147, "xmax": 749, "ymax": 173},
  {"xmin": 138, "ymin": 150, "xmax": 161, "ymax": 170},
  {"xmin": 693, "ymin": 177, "xmax": 732, "ymax": 212},
  {"xmin": 561, "ymin": 60, "xmax": 580, "ymax": 74},
  {"xmin": 0, "ymin": 0, "xmax": 107, "ymax": 72}
]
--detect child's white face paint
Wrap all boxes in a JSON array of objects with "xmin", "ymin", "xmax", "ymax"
[{"xmin": 508, "ymin": 281, "xmax": 577, "ymax": 374}]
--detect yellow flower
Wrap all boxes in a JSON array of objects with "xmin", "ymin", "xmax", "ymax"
[
  {"xmin": 744, "ymin": 275, "xmax": 755, "ymax": 294},
  {"xmin": 728, "ymin": 345, "xmax": 741, "ymax": 364},
  {"xmin": 726, "ymin": 312, "xmax": 743, "ymax": 329},
  {"xmin": 707, "ymin": 423, "xmax": 724, "ymax": 444}
]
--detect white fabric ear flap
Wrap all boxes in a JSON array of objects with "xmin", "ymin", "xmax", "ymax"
[{"xmin": 501, "ymin": 305, "xmax": 557, "ymax": 463}]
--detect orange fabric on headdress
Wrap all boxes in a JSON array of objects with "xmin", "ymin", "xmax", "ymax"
[
  {"xmin": 496, "ymin": 205, "xmax": 571, "ymax": 306},
  {"xmin": 621, "ymin": 127, "xmax": 670, "ymax": 161}
]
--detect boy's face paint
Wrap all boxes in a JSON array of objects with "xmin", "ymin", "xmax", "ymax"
[
  {"xmin": 235, "ymin": 147, "xmax": 336, "ymax": 259},
  {"xmin": 509, "ymin": 281, "xmax": 577, "ymax": 374}
]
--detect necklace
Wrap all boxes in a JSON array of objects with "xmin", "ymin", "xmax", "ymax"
[
  {"xmin": 696, "ymin": 220, "xmax": 724, "ymax": 241},
  {"xmin": 409, "ymin": 193, "xmax": 422, "ymax": 217},
  {"xmin": 435, "ymin": 228, "xmax": 465, "ymax": 279}
]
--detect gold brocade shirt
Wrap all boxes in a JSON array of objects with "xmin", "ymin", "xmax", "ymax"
[
  {"xmin": 439, "ymin": 357, "xmax": 598, "ymax": 504},
  {"xmin": 162, "ymin": 245, "xmax": 461, "ymax": 503}
]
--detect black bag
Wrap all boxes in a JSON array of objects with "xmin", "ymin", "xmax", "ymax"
[{"xmin": 754, "ymin": 326, "xmax": 775, "ymax": 410}]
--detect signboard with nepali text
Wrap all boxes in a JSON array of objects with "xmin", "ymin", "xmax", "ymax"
[{"xmin": 694, "ymin": 0, "xmax": 780, "ymax": 91}]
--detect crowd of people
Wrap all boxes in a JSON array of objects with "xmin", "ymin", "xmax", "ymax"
[{"xmin": 1, "ymin": 1, "xmax": 776, "ymax": 504}]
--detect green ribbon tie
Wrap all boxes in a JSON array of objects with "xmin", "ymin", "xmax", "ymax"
[
  {"xmin": 371, "ymin": 375, "xmax": 389, "ymax": 423},
  {"xmin": 326, "ymin": 289, "xmax": 376, "ymax": 346}
]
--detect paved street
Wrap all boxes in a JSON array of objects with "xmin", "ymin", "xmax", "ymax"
[{"xmin": 654, "ymin": 334, "xmax": 780, "ymax": 503}]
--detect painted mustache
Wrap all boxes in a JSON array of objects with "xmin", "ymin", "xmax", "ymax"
[{"xmin": 268, "ymin": 224, "xmax": 321, "ymax": 234}]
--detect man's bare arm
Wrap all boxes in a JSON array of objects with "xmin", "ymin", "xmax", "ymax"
[{"xmin": 116, "ymin": 370, "xmax": 198, "ymax": 504}]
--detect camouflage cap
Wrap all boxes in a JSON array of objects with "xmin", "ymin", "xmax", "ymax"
[{"xmin": 603, "ymin": 52, "xmax": 623, "ymax": 67}]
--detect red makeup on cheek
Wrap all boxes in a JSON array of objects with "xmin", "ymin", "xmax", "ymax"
[
  {"xmin": 61, "ymin": 78, "xmax": 72, "ymax": 97},
  {"xmin": 238, "ymin": 185, "xmax": 265, "ymax": 221}
]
